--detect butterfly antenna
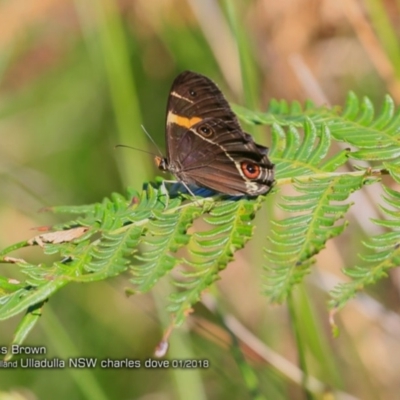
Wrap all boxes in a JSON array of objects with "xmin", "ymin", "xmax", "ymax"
[
  {"xmin": 141, "ymin": 124, "xmax": 163, "ymax": 156},
  {"xmin": 114, "ymin": 144, "xmax": 158, "ymax": 157}
]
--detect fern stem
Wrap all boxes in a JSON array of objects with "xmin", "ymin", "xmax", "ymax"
[
  {"xmin": 152, "ymin": 281, "xmax": 207, "ymax": 400},
  {"xmin": 0, "ymin": 240, "xmax": 29, "ymax": 257},
  {"xmin": 276, "ymin": 168, "xmax": 386, "ymax": 187}
]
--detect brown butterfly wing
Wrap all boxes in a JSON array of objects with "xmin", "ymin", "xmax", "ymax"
[
  {"xmin": 163, "ymin": 71, "xmax": 274, "ymax": 195},
  {"xmin": 165, "ymin": 71, "xmax": 243, "ymax": 162},
  {"xmin": 167, "ymin": 71, "xmax": 240, "ymax": 124},
  {"xmin": 168, "ymin": 118, "xmax": 274, "ymax": 195}
]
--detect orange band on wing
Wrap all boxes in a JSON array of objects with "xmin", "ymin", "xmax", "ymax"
[{"xmin": 167, "ymin": 112, "xmax": 202, "ymax": 128}]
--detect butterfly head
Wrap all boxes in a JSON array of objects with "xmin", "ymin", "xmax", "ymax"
[{"xmin": 155, "ymin": 156, "xmax": 169, "ymax": 172}]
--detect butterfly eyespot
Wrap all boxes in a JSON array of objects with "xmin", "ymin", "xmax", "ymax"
[
  {"xmin": 241, "ymin": 162, "xmax": 261, "ymax": 179},
  {"xmin": 189, "ymin": 89, "xmax": 196, "ymax": 97},
  {"xmin": 197, "ymin": 125, "xmax": 213, "ymax": 137}
]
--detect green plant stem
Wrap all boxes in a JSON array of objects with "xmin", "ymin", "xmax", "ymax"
[
  {"xmin": 364, "ymin": 0, "xmax": 400, "ymax": 75},
  {"xmin": 222, "ymin": 0, "xmax": 258, "ymax": 110},
  {"xmin": 287, "ymin": 293, "xmax": 314, "ymax": 400},
  {"xmin": 0, "ymin": 241, "xmax": 29, "ymax": 257},
  {"xmin": 42, "ymin": 307, "xmax": 108, "ymax": 400},
  {"xmin": 211, "ymin": 298, "xmax": 266, "ymax": 400},
  {"xmin": 152, "ymin": 280, "xmax": 207, "ymax": 400},
  {"xmin": 93, "ymin": 0, "xmax": 152, "ymax": 184},
  {"xmin": 276, "ymin": 168, "xmax": 386, "ymax": 186},
  {"xmin": 0, "ymin": 168, "xmax": 387, "ymax": 260}
]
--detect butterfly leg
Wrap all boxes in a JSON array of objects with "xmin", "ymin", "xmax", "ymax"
[{"xmin": 160, "ymin": 179, "xmax": 202, "ymax": 207}]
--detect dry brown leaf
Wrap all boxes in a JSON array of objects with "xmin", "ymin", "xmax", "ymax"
[
  {"xmin": 3, "ymin": 256, "xmax": 26, "ymax": 264},
  {"xmin": 28, "ymin": 227, "xmax": 88, "ymax": 247},
  {"xmin": 8, "ymin": 278, "xmax": 21, "ymax": 284}
]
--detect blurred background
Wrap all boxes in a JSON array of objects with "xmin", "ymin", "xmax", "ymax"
[{"xmin": 1, "ymin": 0, "xmax": 400, "ymax": 399}]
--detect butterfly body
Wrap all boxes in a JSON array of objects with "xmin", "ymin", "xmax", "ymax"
[{"xmin": 157, "ymin": 71, "xmax": 275, "ymax": 196}]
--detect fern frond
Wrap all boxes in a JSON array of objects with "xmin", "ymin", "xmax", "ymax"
[
  {"xmin": 234, "ymin": 93, "xmax": 400, "ymax": 164},
  {"xmin": 262, "ymin": 118, "xmax": 368, "ymax": 302},
  {"xmin": 0, "ymin": 186, "xmax": 164, "ymax": 320},
  {"xmin": 330, "ymin": 185, "xmax": 400, "ymax": 310},
  {"xmin": 264, "ymin": 174, "xmax": 364, "ymax": 302},
  {"xmin": 167, "ymin": 197, "xmax": 264, "ymax": 326},
  {"xmin": 85, "ymin": 226, "xmax": 144, "ymax": 279},
  {"xmin": 130, "ymin": 205, "xmax": 199, "ymax": 292},
  {"xmin": 0, "ymin": 276, "xmax": 69, "ymax": 320},
  {"xmin": 0, "ymin": 182, "xmax": 266, "ymax": 332},
  {"xmin": 269, "ymin": 120, "xmax": 349, "ymax": 179}
]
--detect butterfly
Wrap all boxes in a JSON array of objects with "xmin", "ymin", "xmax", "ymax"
[{"xmin": 156, "ymin": 71, "xmax": 274, "ymax": 196}]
